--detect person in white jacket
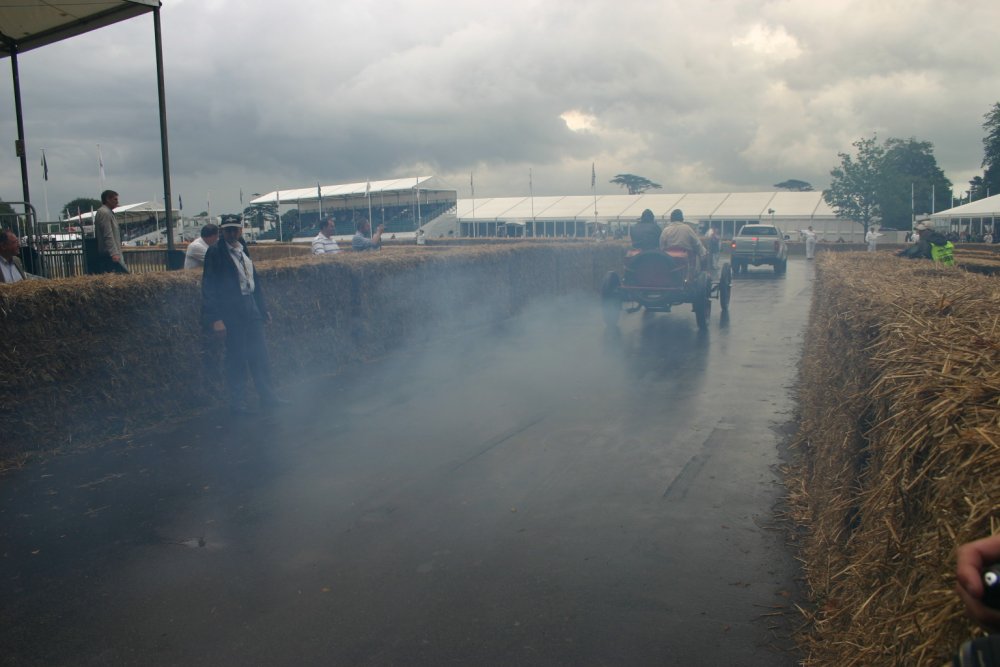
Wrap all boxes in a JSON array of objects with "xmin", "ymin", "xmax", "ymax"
[
  {"xmin": 802, "ymin": 226, "xmax": 817, "ymax": 259},
  {"xmin": 865, "ymin": 227, "xmax": 879, "ymax": 252}
]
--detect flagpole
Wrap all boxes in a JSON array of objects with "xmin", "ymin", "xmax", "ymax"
[
  {"xmin": 98, "ymin": 144, "xmax": 105, "ymax": 188},
  {"xmin": 317, "ymin": 181, "xmax": 323, "ymax": 222},
  {"xmin": 276, "ymin": 188, "xmax": 282, "ymax": 242},
  {"xmin": 366, "ymin": 179, "xmax": 374, "ymax": 240},
  {"xmin": 415, "ymin": 177, "xmax": 421, "ymax": 231},
  {"xmin": 470, "ymin": 172, "xmax": 476, "ymax": 238},
  {"xmin": 40, "ymin": 149, "xmax": 50, "ymax": 222},
  {"xmin": 591, "ymin": 162, "xmax": 598, "ymax": 239},
  {"xmin": 529, "ymin": 168, "xmax": 535, "ymax": 237}
]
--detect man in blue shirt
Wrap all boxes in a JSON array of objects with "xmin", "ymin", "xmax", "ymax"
[{"xmin": 352, "ymin": 218, "xmax": 384, "ymax": 251}]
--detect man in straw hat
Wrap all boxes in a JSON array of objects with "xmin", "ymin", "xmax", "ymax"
[
  {"xmin": 897, "ymin": 218, "xmax": 954, "ymax": 265},
  {"xmin": 202, "ymin": 215, "xmax": 287, "ymax": 414}
]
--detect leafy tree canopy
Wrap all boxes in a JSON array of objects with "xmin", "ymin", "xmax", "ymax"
[
  {"xmin": 61, "ymin": 197, "xmax": 102, "ymax": 219},
  {"xmin": 774, "ymin": 179, "xmax": 814, "ymax": 191},
  {"xmin": 824, "ymin": 135, "xmax": 952, "ymax": 233},
  {"xmin": 609, "ymin": 174, "xmax": 662, "ymax": 195},
  {"xmin": 981, "ymin": 102, "xmax": 1000, "ymax": 197}
]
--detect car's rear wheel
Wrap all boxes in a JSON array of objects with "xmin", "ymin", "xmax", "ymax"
[
  {"xmin": 719, "ymin": 263, "xmax": 732, "ymax": 312},
  {"xmin": 601, "ymin": 271, "xmax": 622, "ymax": 326},
  {"xmin": 693, "ymin": 273, "xmax": 711, "ymax": 330},
  {"xmin": 774, "ymin": 258, "xmax": 787, "ymax": 275}
]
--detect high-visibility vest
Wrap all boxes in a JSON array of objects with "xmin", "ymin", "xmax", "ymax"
[{"xmin": 930, "ymin": 241, "xmax": 955, "ymax": 266}]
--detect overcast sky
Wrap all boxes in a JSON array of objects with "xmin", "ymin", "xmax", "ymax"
[{"xmin": 3, "ymin": 0, "xmax": 999, "ymax": 219}]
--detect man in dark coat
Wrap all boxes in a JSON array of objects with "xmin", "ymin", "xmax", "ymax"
[
  {"xmin": 630, "ymin": 209, "xmax": 661, "ymax": 250},
  {"xmin": 202, "ymin": 217, "xmax": 286, "ymax": 414}
]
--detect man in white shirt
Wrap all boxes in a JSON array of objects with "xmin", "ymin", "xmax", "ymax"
[
  {"xmin": 0, "ymin": 229, "xmax": 26, "ymax": 283},
  {"xmin": 184, "ymin": 223, "xmax": 219, "ymax": 270},
  {"xmin": 311, "ymin": 215, "xmax": 341, "ymax": 255},
  {"xmin": 866, "ymin": 227, "xmax": 879, "ymax": 252}
]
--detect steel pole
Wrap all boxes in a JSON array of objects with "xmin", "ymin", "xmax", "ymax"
[
  {"xmin": 153, "ymin": 8, "xmax": 175, "ymax": 257},
  {"xmin": 11, "ymin": 47, "xmax": 30, "ymax": 209}
]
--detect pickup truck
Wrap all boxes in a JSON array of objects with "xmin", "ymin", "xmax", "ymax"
[{"xmin": 729, "ymin": 223, "xmax": 789, "ymax": 275}]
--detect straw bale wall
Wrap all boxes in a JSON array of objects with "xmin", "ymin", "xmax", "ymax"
[
  {"xmin": 791, "ymin": 252, "xmax": 1000, "ymax": 665},
  {"xmin": 0, "ymin": 243, "xmax": 623, "ymax": 463}
]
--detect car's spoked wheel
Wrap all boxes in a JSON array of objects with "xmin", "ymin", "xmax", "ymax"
[{"xmin": 719, "ymin": 263, "xmax": 732, "ymax": 312}]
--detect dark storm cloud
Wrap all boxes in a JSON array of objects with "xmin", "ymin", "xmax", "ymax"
[{"xmin": 2, "ymin": 0, "xmax": 999, "ymax": 216}]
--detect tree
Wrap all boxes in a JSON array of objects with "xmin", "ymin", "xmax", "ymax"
[
  {"xmin": 969, "ymin": 176, "xmax": 987, "ymax": 201},
  {"xmin": 824, "ymin": 135, "xmax": 884, "ymax": 235},
  {"xmin": 982, "ymin": 102, "xmax": 1000, "ymax": 198},
  {"xmin": 609, "ymin": 174, "xmax": 662, "ymax": 195},
  {"xmin": 877, "ymin": 137, "xmax": 952, "ymax": 227},
  {"xmin": 61, "ymin": 197, "xmax": 102, "ymax": 219},
  {"xmin": 773, "ymin": 179, "xmax": 814, "ymax": 191}
]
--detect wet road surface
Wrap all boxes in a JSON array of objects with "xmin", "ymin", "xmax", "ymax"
[{"xmin": 1, "ymin": 258, "xmax": 814, "ymax": 666}]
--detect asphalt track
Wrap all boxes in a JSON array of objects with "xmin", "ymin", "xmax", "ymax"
[{"xmin": 1, "ymin": 257, "xmax": 814, "ymax": 666}]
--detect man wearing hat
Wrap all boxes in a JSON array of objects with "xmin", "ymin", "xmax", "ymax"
[
  {"xmin": 202, "ymin": 216, "xmax": 286, "ymax": 413},
  {"xmin": 897, "ymin": 219, "xmax": 955, "ymax": 265}
]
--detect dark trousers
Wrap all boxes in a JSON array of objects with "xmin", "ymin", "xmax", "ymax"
[{"xmin": 224, "ymin": 296, "xmax": 276, "ymax": 407}]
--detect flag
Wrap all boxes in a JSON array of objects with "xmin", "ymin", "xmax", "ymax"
[
  {"xmin": 591, "ymin": 162, "xmax": 596, "ymax": 189},
  {"xmin": 470, "ymin": 172, "xmax": 475, "ymax": 198},
  {"xmin": 365, "ymin": 179, "xmax": 371, "ymax": 196},
  {"xmin": 240, "ymin": 189, "xmax": 244, "ymax": 206},
  {"xmin": 275, "ymin": 188, "xmax": 281, "ymax": 207},
  {"xmin": 98, "ymin": 144, "xmax": 105, "ymax": 182},
  {"xmin": 529, "ymin": 168, "xmax": 533, "ymax": 191},
  {"xmin": 178, "ymin": 194, "xmax": 183, "ymax": 210},
  {"xmin": 41, "ymin": 150, "xmax": 48, "ymax": 181}
]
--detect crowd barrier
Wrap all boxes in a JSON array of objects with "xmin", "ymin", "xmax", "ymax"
[{"xmin": 790, "ymin": 252, "xmax": 1000, "ymax": 665}]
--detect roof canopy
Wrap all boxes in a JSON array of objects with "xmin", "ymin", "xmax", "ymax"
[
  {"xmin": 457, "ymin": 191, "xmax": 836, "ymax": 222},
  {"xmin": 0, "ymin": 0, "xmax": 159, "ymax": 57},
  {"xmin": 930, "ymin": 193, "xmax": 1000, "ymax": 219},
  {"xmin": 251, "ymin": 176, "xmax": 438, "ymax": 205},
  {"xmin": 71, "ymin": 200, "xmax": 164, "ymax": 222}
]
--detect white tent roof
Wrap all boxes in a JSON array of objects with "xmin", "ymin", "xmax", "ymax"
[
  {"xmin": 251, "ymin": 176, "xmax": 436, "ymax": 205},
  {"xmin": 930, "ymin": 194, "xmax": 1000, "ymax": 219},
  {"xmin": 71, "ymin": 200, "xmax": 165, "ymax": 222},
  {"xmin": 457, "ymin": 191, "xmax": 837, "ymax": 222},
  {"xmin": 0, "ymin": 0, "xmax": 159, "ymax": 57}
]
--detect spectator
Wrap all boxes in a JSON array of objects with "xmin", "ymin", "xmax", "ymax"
[
  {"xmin": 802, "ymin": 225, "xmax": 817, "ymax": 260},
  {"xmin": 706, "ymin": 226, "xmax": 721, "ymax": 269},
  {"xmin": 0, "ymin": 229, "xmax": 28, "ymax": 283},
  {"xmin": 865, "ymin": 226, "xmax": 879, "ymax": 252},
  {"xmin": 352, "ymin": 218, "xmax": 384, "ymax": 252},
  {"xmin": 985, "ymin": 230, "xmax": 994, "ymax": 245},
  {"xmin": 629, "ymin": 209, "xmax": 660, "ymax": 250},
  {"xmin": 311, "ymin": 215, "xmax": 341, "ymax": 255},
  {"xmin": 659, "ymin": 209, "xmax": 707, "ymax": 266},
  {"xmin": 184, "ymin": 223, "xmax": 219, "ymax": 270},
  {"xmin": 201, "ymin": 217, "xmax": 287, "ymax": 414},
  {"xmin": 897, "ymin": 219, "xmax": 955, "ymax": 265},
  {"xmin": 956, "ymin": 534, "xmax": 1000, "ymax": 632},
  {"xmin": 94, "ymin": 189, "xmax": 128, "ymax": 274}
]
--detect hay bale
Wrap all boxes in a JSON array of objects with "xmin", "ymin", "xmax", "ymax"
[
  {"xmin": 0, "ymin": 242, "xmax": 624, "ymax": 464},
  {"xmin": 790, "ymin": 252, "xmax": 1000, "ymax": 665}
]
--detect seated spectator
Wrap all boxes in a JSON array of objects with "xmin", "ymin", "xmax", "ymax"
[
  {"xmin": 630, "ymin": 209, "xmax": 661, "ymax": 250},
  {"xmin": 352, "ymin": 218, "xmax": 384, "ymax": 252},
  {"xmin": 184, "ymin": 223, "xmax": 219, "ymax": 270},
  {"xmin": 312, "ymin": 215, "xmax": 341, "ymax": 255}
]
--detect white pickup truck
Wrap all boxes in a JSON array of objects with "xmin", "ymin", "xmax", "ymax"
[{"xmin": 729, "ymin": 223, "xmax": 789, "ymax": 275}]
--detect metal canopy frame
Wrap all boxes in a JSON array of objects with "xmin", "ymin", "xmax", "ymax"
[{"xmin": 0, "ymin": 0, "xmax": 176, "ymax": 258}]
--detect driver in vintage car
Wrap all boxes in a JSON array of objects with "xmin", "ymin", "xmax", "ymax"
[
  {"xmin": 659, "ymin": 208, "xmax": 707, "ymax": 270},
  {"xmin": 630, "ymin": 209, "xmax": 662, "ymax": 250}
]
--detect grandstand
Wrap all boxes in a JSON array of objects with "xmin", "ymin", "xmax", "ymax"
[{"xmin": 251, "ymin": 177, "xmax": 457, "ymax": 241}]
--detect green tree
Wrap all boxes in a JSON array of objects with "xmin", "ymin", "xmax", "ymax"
[
  {"xmin": 824, "ymin": 135, "xmax": 884, "ymax": 235},
  {"xmin": 969, "ymin": 175, "xmax": 987, "ymax": 201},
  {"xmin": 773, "ymin": 179, "xmax": 814, "ymax": 191},
  {"xmin": 982, "ymin": 102, "xmax": 1000, "ymax": 197},
  {"xmin": 61, "ymin": 197, "xmax": 102, "ymax": 219},
  {"xmin": 877, "ymin": 137, "xmax": 952, "ymax": 227},
  {"xmin": 609, "ymin": 174, "xmax": 662, "ymax": 195}
]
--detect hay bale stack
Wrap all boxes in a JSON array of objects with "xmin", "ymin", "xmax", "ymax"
[
  {"xmin": 0, "ymin": 242, "xmax": 624, "ymax": 463},
  {"xmin": 791, "ymin": 252, "xmax": 1000, "ymax": 665}
]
